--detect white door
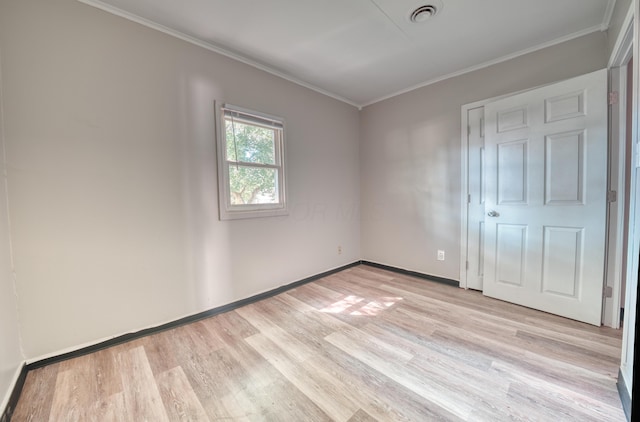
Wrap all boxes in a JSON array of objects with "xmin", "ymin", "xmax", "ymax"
[
  {"xmin": 483, "ymin": 69, "xmax": 608, "ymax": 326},
  {"xmin": 466, "ymin": 107, "xmax": 485, "ymax": 291}
]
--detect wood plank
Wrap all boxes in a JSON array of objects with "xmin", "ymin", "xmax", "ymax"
[
  {"xmin": 246, "ymin": 333, "xmax": 359, "ymax": 422},
  {"xmin": 141, "ymin": 329, "xmax": 180, "ymax": 376},
  {"xmin": 155, "ymin": 367, "xmax": 210, "ymax": 421},
  {"xmin": 303, "ymin": 345, "xmax": 462, "ymax": 421},
  {"xmin": 48, "ymin": 354, "xmax": 100, "ymax": 422},
  {"xmin": 200, "ymin": 310, "xmax": 259, "ymax": 346},
  {"xmin": 491, "ymin": 360, "xmax": 626, "ymax": 421},
  {"xmin": 324, "ymin": 329, "xmax": 476, "ymax": 420},
  {"xmin": 347, "ymin": 409, "xmax": 378, "ymax": 422},
  {"xmin": 178, "ymin": 347, "xmax": 246, "ymax": 420},
  {"xmin": 10, "ymin": 364, "xmax": 58, "ymax": 422},
  {"xmin": 92, "ymin": 347, "xmax": 123, "ymax": 398},
  {"xmin": 182, "ymin": 335, "xmax": 327, "ymax": 421},
  {"xmin": 85, "ymin": 391, "xmax": 128, "ymax": 422},
  {"xmin": 47, "ymin": 368, "xmax": 87, "ymax": 422},
  {"xmin": 235, "ymin": 303, "xmax": 317, "ymax": 362},
  {"xmin": 117, "ymin": 346, "xmax": 170, "ymax": 422}
]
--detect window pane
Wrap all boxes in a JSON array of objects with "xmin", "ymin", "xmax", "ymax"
[
  {"xmin": 228, "ymin": 166, "xmax": 279, "ymax": 205},
  {"xmin": 225, "ymin": 119, "xmax": 276, "ymax": 165}
]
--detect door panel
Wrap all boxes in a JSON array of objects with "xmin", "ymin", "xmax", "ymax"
[
  {"xmin": 497, "ymin": 139, "xmax": 528, "ymax": 204},
  {"xmin": 483, "ymin": 69, "xmax": 607, "ymax": 325},
  {"xmin": 496, "ymin": 224, "xmax": 527, "ymax": 286},
  {"xmin": 498, "ymin": 107, "xmax": 528, "ymax": 132},
  {"xmin": 545, "ymin": 90, "xmax": 585, "ymax": 122},
  {"xmin": 541, "ymin": 226, "xmax": 583, "ymax": 298},
  {"xmin": 545, "ymin": 131, "xmax": 584, "ymax": 204}
]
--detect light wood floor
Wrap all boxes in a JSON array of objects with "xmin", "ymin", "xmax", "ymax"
[{"xmin": 12, "ymin": 265, "xmax": 626, "ymax": 421}]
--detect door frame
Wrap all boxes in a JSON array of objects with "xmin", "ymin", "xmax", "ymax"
[
  {"xmin": 606, "ymin": 4, "xmax": 634, "ymax": 329},
  {"xmin": 617, "ymin": 0, "xmax": 639, "ymax": 415}
]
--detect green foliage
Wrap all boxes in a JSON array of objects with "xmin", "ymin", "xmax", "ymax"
[
  {"xmin": 225, "ymin": 119, "xmax": 278, "ymax": 204},
  {"xmin": 226, "ymin": 120, "xmax": 275, "ymax": 164},
  {"xmin": 229, "ymin": 166, "xmax": 277, "ymax": 205}
]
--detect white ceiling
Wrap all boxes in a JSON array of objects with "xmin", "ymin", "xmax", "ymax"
[{"xmin": 81, "ymin": 0, "xmax": 616, "ymax": 107}]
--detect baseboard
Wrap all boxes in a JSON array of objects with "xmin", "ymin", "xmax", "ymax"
[
  {"xmin": 360, "ymin": 260, "xmax": 460, "ymax": 287},
  {"xmin": 27, "ymin": 261, "xmax": 361, "ymax": 370},
  {"xmin": 12, "ymin": 259, "xmax": 457, "ymax": 413},
  {"xmin": 617, "ymin": 368, "xmax": 631, "ymax": 421},
  {"xmin": 0, "ymin": 363, "xmax": 27, "ymax": 422}
]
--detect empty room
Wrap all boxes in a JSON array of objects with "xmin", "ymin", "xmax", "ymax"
[{"xmin": 1, "ymin": 0, "xmax": 638, "ymax": 420}]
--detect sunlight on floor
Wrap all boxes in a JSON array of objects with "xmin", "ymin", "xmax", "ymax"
[{"xmin": 321, "ymin": 296, "xmax": 403, "ymax": 316}]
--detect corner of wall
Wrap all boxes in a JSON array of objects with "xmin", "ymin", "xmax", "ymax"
[
  {"xmin": 0, "ymin": 42, "xmax": 28, "ymax": 418},
  {"xmin": 0, "ymin": 46, "xmax": 26, "ymax": 363}
]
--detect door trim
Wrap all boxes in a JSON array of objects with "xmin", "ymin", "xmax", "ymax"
[
  {"xmin": 461, "ymin": 94, "xmax": 522, "ymax": 289},
  {"xmin": 609, "ymin": 4, "xmax": 634, "ymax": 69},
  {"xmin": 617, "ymin": 0, "xmax": 639, "ymax": 412},
  {"xmin": 606, "ymin": 9, "xmax": 633, "ymax": 329}
]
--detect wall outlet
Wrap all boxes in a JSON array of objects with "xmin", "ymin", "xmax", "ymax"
[
  {"xmin": 338, "ymin": 245, "xmax": 342, "ymax": 255},
  {"xmin": 437, "ymin": 250, "xmax": 445, "ymax": 261}
]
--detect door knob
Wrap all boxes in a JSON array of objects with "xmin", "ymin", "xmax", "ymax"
[{"xmin": 487, "ymin": 210, "xmax": 500, "ymax": 217}]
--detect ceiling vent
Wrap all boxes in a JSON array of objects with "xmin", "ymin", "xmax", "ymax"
[{"xmin": 409, "ymin": 5, "xmax": 438, "ymax": 23}]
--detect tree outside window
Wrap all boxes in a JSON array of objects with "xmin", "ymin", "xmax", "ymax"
[{"xmin": 217, "ymin": 104, "xmax": 287, "ymax": 220}]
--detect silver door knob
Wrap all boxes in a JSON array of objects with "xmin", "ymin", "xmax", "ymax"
[{"xmin": 487, "ymin": 210, "xmax": 500, "ymax": 217}]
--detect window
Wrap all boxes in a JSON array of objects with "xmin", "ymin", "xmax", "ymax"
[{"xmin": 216, "ymin": 103, "xmax": 287, "ymax": 220}]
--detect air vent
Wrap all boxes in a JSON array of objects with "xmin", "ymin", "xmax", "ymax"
[{"xmin": 410, "ymin": 5, "xmax": 438, "ymax": 23}]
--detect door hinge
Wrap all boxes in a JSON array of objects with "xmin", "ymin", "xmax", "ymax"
[
  {"xmin": 467, "ymin": 125, "xmax": 471, "ymax": 137},
  {"xmin": 609, "ymin": 91, "xmax": 619, "ymax": 105},
  {"xmin": 466, "ymin": 261, "xmax": 469, "ymax": 270},
  {"xmin": 603, "ymin": 286, "xmax": 613, "ymax": 298},
  {"xmin": 480, "ymin": 117, "xmax": 485, "ymax": 138},
  {"xmin": 607, "ymin": 190, "xmax": 617, "ymax": 203},
  {"xmin": 468, "ymin": 194, "xmax": 471, "ymax": 204}
]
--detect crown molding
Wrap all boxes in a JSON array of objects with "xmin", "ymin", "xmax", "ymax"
[
  {"xmin": 77, "ymin": 0, "xmax": 361, "ymax": 109},
  {"xmin": 361, "ymin": 24, "xmax": 603, "ymax": 107},
  {"xmin": 78, "ymin": 1, "xmax": 610, "ymax": 110},
  {"xmin": 602, "ymin": 0, "xmax": 618, "ymax": 31}
]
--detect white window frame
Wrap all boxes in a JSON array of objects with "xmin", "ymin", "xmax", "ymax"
[{"xmin": 216, "ymin": 102, "xmax": 288, "ymax": 220}]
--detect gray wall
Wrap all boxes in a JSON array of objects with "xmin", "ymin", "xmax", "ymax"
[
  {"xmin": 0, "ymin": 0, "xmax": 361, "ymax": 360},
  {"xmin": 360, "ymin": 32, "xmax": 608, "ymax": 279},
  {"xmin": 0, "ymin": 60, "xmax": 23, "ymax": 411}
]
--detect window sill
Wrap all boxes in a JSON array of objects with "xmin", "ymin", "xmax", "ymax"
[{"xmin": 219, "ymin": 207, "xmax": 289, "ymax": 221}]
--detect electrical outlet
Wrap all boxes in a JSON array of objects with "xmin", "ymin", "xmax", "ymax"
[
  {"xmin": 437, "ymin": 250, "xmax": 445, "ymax": 261},
  {"xmin": 338, "ymin": 245, "xmax": 342, "ymax": 255}
]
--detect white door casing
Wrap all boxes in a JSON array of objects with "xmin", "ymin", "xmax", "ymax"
[
  {"xmin": 482, "ymin": 69, "xmax": 608, "ymax": 326},
  {"xmin": 466, "ymin": 107, "xmax": 485, "ymax": 291}
]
